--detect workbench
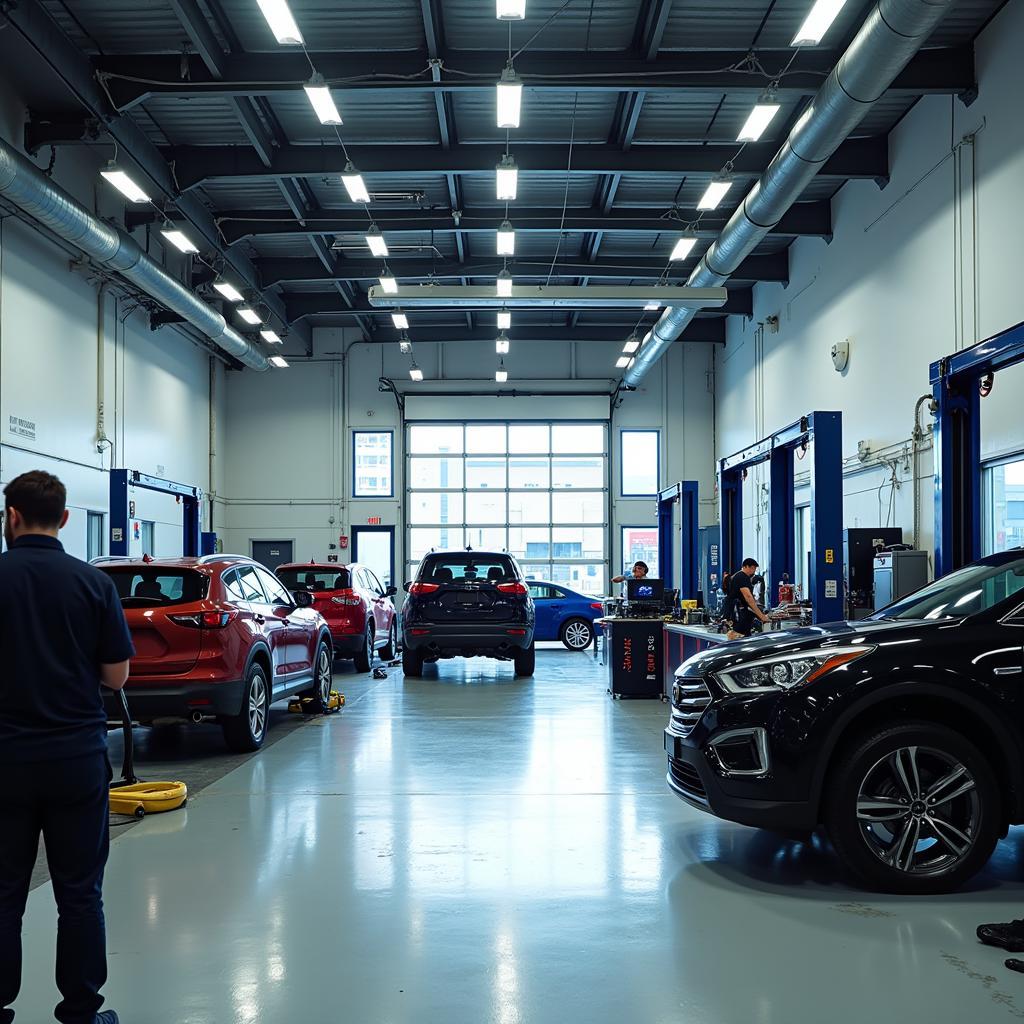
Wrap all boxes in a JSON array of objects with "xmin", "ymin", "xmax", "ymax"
[{"xmin": 662, "ymin": 622, "xmax": 729, "ymax": 700}]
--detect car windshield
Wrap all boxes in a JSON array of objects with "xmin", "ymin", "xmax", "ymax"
[
  {"xmin": 277, "ymin": 568, "xmax": 350, "ymax": 592},
  {"xmin": 103, "ymin": 568, "xmax": 209, "ymax": 607},
  {"xmin": 420, "ymin": 554, "xmax": 517, "ymax": 585},
  {"xmin": 871, "ymin": 555, "xmax": 1024, "ymax": 621}
]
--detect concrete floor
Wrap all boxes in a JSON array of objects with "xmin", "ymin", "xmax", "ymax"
[{"xmin": 13, "ymin": 648, "xmax": 1024, "ymax": 1023}]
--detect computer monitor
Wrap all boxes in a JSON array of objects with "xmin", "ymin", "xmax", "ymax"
[{"xmin": 626, "ymin": 577, "xmax": 664, "ymax": 603}]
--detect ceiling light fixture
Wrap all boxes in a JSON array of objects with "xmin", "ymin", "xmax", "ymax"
[
  {"xmin": 341, "ymin": 161, "xmax": 370, "ymax": 203},
  {"xmin": 237, "ymin": 307, "xmax": 262, "ymax": 326},
  {"xmin": 100, "ymin": 163, "xmax": 150, "ymax": 203},
  {"xmin": 615, "ymin": 355, "xmax": 631, "ymax": 369},
  {"xmin": 260, "ymin": 329, "xmax": 283, "ymax": 344},
  {"xmin": 792, "ymin": 0, "xmax": 849, "ymax": 45},
  {"xmin": 496, "ymin": 333, "xmax": 510, "ymax": 354},
  {"xmin": 496, "ymin": 0, "xmax": 526, "ymax": 19},
  {"xmin": 698, "ymin": 174, "xmax": 733, "ymax": 211},
  {"xmin": 270, "ymin": 355, "xmax": 290, "ymax": 368},
  {"xmin": 670, "ymin": 235, "xmax": 698, "ymax": 261},
  {"xmin": 496, "ymin": 154, "xmax": 519, "ymax": 201},
  {"xmin": 379, "ymin": 270, "xmax": 398, "ymax": 294},
  {"xmin": 496, "ymin": 269, "xmax": 513, "ymax": 298},
  {"xmin": 497, "ymin": 309, "xmax": 511, "ymax": 330},
  {"xmin": 304, "ymin": 73, "xmax": 343, "ymax": 125},
  {"xmin": 409, "ymin": 363, "xmax": 424, "ymax": 381},
  {"xmin": 256, "ymin": 0, "xmax": 304, "ymax": 44},
  {"xmin": 496, "ymin": 220, "xmax": 516, "ymax": 256},
  {"xmin": 399, "ymin": 332, "xmax": 413, "ymax": 354},
  {"xmin": 644, "ymin": 302, "xmax": 661, "ymax": 311},
  {"xmin": 365, "ymin": 223, "xmax": 389, "ymax": 257},
  {"xmin": 160, "ymin": 226, "xmax": 199, "ymax": 254},
  {"xmin": 623, "ymin": 335, "xmax": 641, "ymax": 354},
  {"xmin": 496, "ymin": 65, "xmax": 523, "ymax": 129},
  {"xmin": 392, "ymin": 310, "xmax": 409, "ymax": 329},
  {"xmin": 496, "ymin": 361, "xmax": 509, "ymax": 383},
  {"xmin": 738, "ymin": 93, "xmax": 782, "ymax": 141},
  {"xmin": 213, "ymin": 280, "xmax": 245, "ymax": 303}
]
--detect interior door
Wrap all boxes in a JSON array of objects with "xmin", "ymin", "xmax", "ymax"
[
  {"xmin": 353, "ymin": 527, "xmax": 395, "ymax": 589},
  {"xmin": 251, "ymin": 540, "xmax": 294, "ymax": 573}
]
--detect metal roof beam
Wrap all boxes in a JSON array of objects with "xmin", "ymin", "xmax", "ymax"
[
  {"xmin": 636, "ymin": 0, "xmax": 674, "ymax": 61},
  {"xmin": 167, "ymin": 0, "xmax": 226, "ymax": 78},
  {"xmin": 164, "ymin": 138, "xmax": 885, "ymax": 188}
]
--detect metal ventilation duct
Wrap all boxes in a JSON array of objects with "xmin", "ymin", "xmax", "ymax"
[
  {"xmin": 623, "ymin": 0, "xmax": 955, "ymax": 388},
  {"xmin": 0, "ymin": 136, "xmax": 269, "ymax": 371}
]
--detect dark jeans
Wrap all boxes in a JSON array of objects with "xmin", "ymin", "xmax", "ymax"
[{"xmin": 0, "ymin": 753, "xmax": 110, "ymax": 1024}]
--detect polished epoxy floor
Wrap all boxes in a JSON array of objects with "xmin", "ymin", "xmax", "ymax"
[{"xmin": 14, "ymin": 648, "xmax": 1024, "ymax": 1023}]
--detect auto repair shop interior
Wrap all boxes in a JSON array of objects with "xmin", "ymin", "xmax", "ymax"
[{"xmin": 2, "ymin": 0, "xmax": 1024, "ymax": 1020}]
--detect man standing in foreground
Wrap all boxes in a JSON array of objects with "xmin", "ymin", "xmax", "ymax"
[{"xmin": 0, "ymin": 471, "xmax": 133, "ymax": 1024}]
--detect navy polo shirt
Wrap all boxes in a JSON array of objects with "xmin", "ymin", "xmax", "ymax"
[{"xmin": 0, "ymin": 535, "xmax": 135, "ymax": 763}]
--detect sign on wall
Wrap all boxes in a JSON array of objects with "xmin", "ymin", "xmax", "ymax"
[{"xmin": 8, "ymin": 415, "xmax": 36, "ymax": 441}]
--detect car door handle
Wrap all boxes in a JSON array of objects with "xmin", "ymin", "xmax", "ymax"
[
  {"xmin": 994, "ymin": 666, "xmax": 1023, "ymax": 676},
  {"xmin": 252, "ymin": 613, "xmax": 265, "ymax": 624}
]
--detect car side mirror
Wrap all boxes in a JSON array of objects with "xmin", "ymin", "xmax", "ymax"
[
  {"xmin": 403, "ymin": 581, "xmax": 411, "ymax": 593},
  {"xmin": 292, "ymin": 590, "xmax": 313, "ymax": 608},
  {"xmin": 386, "ymin": 585, "xmax": 398, "ymax": 598}
]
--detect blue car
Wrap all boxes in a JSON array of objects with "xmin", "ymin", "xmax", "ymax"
[{"xmin": 526, "ymin": 580, "xmax": 604, "ymax": 650}]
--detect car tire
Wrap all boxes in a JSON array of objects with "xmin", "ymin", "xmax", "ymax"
[
  {"xmin": 223, "ymin": 662, "xmax": 270, "ymax": 753},
  {"xmin": 302, "ymin": 640, "xmax": 334, "ymax": 714},
  {"xmin": 402, "ymin": 647, "xmax": 424, "ymax": 678},
  {"xmin": 560, "ymin": 617, "xmax": 594, "ymax": 650},
  {"xmin": 824, "ymin": 721, "xmax": 1000, "ymax": 894},
  {"xmin": 353, "ymin": 623, "xmax": 374, "ymax": 673},
  {"xmin": 381, "ymin": 621, "xmax": 398, "ymax": 661},
  {"xmin": 513, "ymin": 643, "xmax": 536, "ymax": 677}
]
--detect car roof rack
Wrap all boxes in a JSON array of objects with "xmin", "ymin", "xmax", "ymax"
[{"xmin": 197, "ymin": 553, "xmax": 251, "ymax": 565}]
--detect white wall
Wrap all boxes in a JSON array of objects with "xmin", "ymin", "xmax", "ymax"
[{"xmin": 717, "ymin": 0, "xmax": 1024, "ymax": 572}]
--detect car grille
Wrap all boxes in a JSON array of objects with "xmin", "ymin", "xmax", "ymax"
[
  {"xmin": 671, "ymin": 677, "xmax": 713, "ymax": 736},
  {"xmin": 668, "ymin": 758, "xmax": 707, "ymax": 802}
]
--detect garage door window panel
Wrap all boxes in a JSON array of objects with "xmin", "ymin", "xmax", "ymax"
[
  {"xmin": 409, "ymin": 492, "xmax": 465, "ymax": 526},
  {"xmin": 409, "ymin": 457, "xmax": 465, "ymax": 490},
  {"xmin": 552, "ymin": 491, "xmax": 604, "ymax": 524}
]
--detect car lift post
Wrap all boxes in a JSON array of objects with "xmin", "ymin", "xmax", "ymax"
[
  {"xmin": 109, "ymin": 470, "xmax": 202, "ymax": 557},
  {"xmin": 657, "ymin": 482, "xmax": 699, "ymax": 600},
  {"xmin": 719, "ymin": 412, "xmax": 844, "ymax": 623},
  {"xmin": 931, "ymin": 320, "xmax": 1024, "ymax": 578}
]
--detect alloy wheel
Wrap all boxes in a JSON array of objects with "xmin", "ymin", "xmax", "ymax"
[
  {"xmin": 317, "ymin": 647, "xmax": 332, "ymax": 703},
  {"xmin": 248, "ymin": 674, "xmax": 268, "ymax": 739},
  {"xmin": 565, "ymin": 621, "xmax": 592, "ymax": 649},
  {"xmin": 855, "ymin": 745, "xmax": 979, "ymax": 876}
]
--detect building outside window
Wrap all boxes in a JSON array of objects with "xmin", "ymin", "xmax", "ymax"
[
  {"xmin": 620, "ymin": 430, "xmax": 659, "ymax": 496},
  {"xmin": 620, "ymin": 526, "xmax": 659, "ymax": 577},
  {"xmin": 87, "ymin": 511, "xmax": 104, "ymax": 561},
  {"xmin": 353, "ymin": 431, "xmax": 394, "ymax": 497},
  {"xmin": 985, "ymin": 456, "xmax": 1024, "ymax": 554}
]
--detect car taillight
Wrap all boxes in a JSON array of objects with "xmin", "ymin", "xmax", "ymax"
[
  {"xmin": 497, "ymin": 582, "xmax": 528, "ymax": 596},
  {"xmin": 409, "ymin": 583, "xmax": 440, "ymax": 595},
  {"xmin": 169, "ymin": 611, "xmax": 237, "ymax": 629},
  {"xmin": 590, "ymin": 603, "xmax": 603, "ymax": 610},
  {"xmin": 331, "ymin": 594, "xmax": 363, "ymax": 606}
]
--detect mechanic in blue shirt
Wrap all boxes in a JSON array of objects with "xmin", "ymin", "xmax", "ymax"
[{"xmin": 0, "ymin": 471, "xmax": 134, "ymax": 1024}]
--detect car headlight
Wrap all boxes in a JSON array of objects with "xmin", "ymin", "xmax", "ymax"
[{"xmin": 715, "ymin": 646, "xmax": 873, "ymax": 693}]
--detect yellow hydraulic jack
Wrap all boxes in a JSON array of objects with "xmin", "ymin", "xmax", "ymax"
[
  {"xmin": 109, "ymin": 689, "xmax": 188, "ymax": 820},
  {"xmin": 288, "ymin": 690, "xmax": 345, "ymax": 714}
]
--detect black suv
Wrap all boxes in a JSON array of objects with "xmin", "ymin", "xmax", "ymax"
[
  {"xmin": 665, "ymin": 549, "xmax": 1024, "ymax": 894},
  {"xmin": 401, "ymin": 550, "xmax": 535, "ymax": 677}
]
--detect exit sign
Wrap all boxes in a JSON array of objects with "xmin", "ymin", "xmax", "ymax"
[{"xmin": 367, "ymin": 516, "xmax": 382, "ymax": 525}]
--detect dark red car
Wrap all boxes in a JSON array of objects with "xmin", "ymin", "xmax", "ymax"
[
  {"xmin": 94, "ymin": 555, "xmax": 334, "ymax": 752},
  {"xmin": 276, "ymin": 562, "xmax": 399, "ymax": 671}
]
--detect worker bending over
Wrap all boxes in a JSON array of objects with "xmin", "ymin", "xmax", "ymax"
[{"xmin": 726, "ymin": 558, "xmax": 771, "ymax": 639}]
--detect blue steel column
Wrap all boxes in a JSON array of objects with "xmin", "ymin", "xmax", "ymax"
[
  {"xmin": 182, "ymin": 495, "xmax": 201, "ymax": 557},
  {"xmin": 679, "ymin": 481, "xmax": 699, "ymax": 601},
  {"xmin": 657, "ymin": 493, "xmax": 676, "ymax": 590},
  {"xmin": 719, "ymin": 462, "xmax": 743, "ymax": 581},
  {"xmin": 768, "ymin": 445, "xmax": 796, "ymax": 601},
  {"xmin": 807, "ymin": 412, "xmax": 844, "ymax": 623},
  {"xmin": 109, "ymin": 469, "xmax": 129, "ymax": 556}
]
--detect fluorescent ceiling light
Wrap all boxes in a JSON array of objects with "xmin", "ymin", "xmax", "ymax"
[
  {"xmin": 738, "ymin": 100, "xmax": 782, "ymax": 142},
  {"xmin": 615, "ymin": 355, "xmax": 631, "ymax": 369},
  {"xmin": 496, "ymin": 270, "xmax": 513, "ymax": 298},
  {"xmin": 497, "ymin": 0, "xmax": 526, "ymax": 19},
  {"xmin": 379, "ymin": 273, "xmax": 398, "ymax": 294},
  {"xmin": 496, "ymin": 365, "xmax": 509, "ymax": 383},
  {"xmin": 366, "ymin": 224, "xmax": 389, "ymax": 257},
  {"xmin": 257, "ymin": 0, "xmax": 304, "ymax": 45},
  {"xmin": 409, "ymin": 365, "xmax": 424, "ymax": 381},
  {"xmin": 496, "ymin": 66, "xmax": 523, "ymax": 129},
  {"xmin": 304, "ymin": 73, "xmax": 343, "ymax": 125},
  {"xmin": 496, "ymin": 333, "xmax": 510, "ymax": 354},
  {"xmin": 496, "ymin": 220, "xmax": 516, "ymax": 256},
  {"xmin": 260, "ymin": 329, "xmax": 282, "ymax": 344},
  {"xmin": 496, "ymin": 154, "xmax": 519, "ymax": 201},
  {"xmin": 497, "ymin": 309, "xmax": 511, "ymax": 330},
  {"xmin": 342, "ymin": 161, "xmax": 370, "ymax": 203},
  {"xmin": 160, "ymin": 227, "xmax": 198, "ymax": 254},
  {"xmin": 213, "ymin": 280, "xmax": 245, "ymax": 303},
  {"xmin": 100, "ymin": 164, "xmax": 150, "ymax": 203},
  {"xmin": 237, "ymin": 307, "xmax": 262, "ymax": 325},
  {"xmin": 792, "ymin": 0, "xmax": 848, "ymax": 45},
  {"xmin": 270, "ymin": 355, "xmax": 289, "ymax": 368},
  {"xmin": 698, "ymin": 177, "xmax": 733, "ymax": 211},
  {"xmin": 644, "ymin": 302, "xmax": 661, "ymax": 311},
  {"xmin": 670, "ymin": 235, "xmax": 698, "ymax": 261},
  {"xmin": 623, "ymin": 336, "xmax": 640, "ymax": 353},
  {"xmin": 392, "ymin": 310, "xmax": 409, "ymax": 329},
  {"xmin": 399, "ymin": 333, "xmax": 412, "ymax": 354}
]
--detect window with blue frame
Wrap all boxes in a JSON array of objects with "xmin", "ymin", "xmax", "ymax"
[
  {"xmin": 353, "ymin": 431, "xmax": 394, "ymax": 498},
  {"xmin": 985, "ymin": 456, "xmax": 1024, "ymax": 554},
  {"xmin": 620, "ymin": 430, "xmax": 659, "ymax": 496}
]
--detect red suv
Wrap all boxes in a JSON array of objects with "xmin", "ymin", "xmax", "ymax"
[
  {"xmin": 95, "ymin": 555, "xmax": 334, "ymax": 752},
  {"xmin": 276, "ymin": 562, "xmax": 399, "ymax": 671}
]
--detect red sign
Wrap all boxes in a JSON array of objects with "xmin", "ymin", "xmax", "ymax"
[{"xmin": 367, "ymin": 517, "xmax": 382, "ymax": 525}]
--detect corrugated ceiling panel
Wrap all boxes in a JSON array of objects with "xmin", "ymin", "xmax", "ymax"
[
  {"xmin": 264, "ymin": 93, "xmax": 440, "ymax": 146},
  {"xmin": 39, "ymin": 0, "xmax": 193, "ymax": 54},
  {"xmin": 461, "ymin": 173, "xmax": 601, "ymax": 208},
  {"xmin": 463, "ymin": 232, "xmax": 587, "ymax": 259},
  {"xmin": 202, "ymin": 179, "xmax": 293, "ymax": 210},
  {"xmin": 137, "ymin": 97, "xmax": 253, "ymax": 146},
  {"xmin": 635, "ymin": 92, "xmax": 802, "ymax": 145},
  {"xmin": 450, "ymin": 91, "xmax": 619, "ymax": 145},
  {"xmin": 304, "ymin": 174, "xmax": 453, "ymax": 210},
  {"xmin": 251, "ymin": 236, "xmax": 326, "ymax": 258}
]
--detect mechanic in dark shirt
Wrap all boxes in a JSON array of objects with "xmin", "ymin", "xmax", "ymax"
[
  {"xmin": 725, "ymin": 558, "xmax": 771, "ymax": 638},
  {"xmin": 0, "ymin": 471, "xmax": 133, "ymax": 1024}
]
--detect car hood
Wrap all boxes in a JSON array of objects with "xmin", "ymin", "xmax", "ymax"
[{"xmin": 679, "ymin": 617, "xmax": 951, "ymax": 677}]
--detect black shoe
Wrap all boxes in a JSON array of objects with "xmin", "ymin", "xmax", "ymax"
[
  {"xmin": 1007, "ymin": 959, "xmax": 1024, "ymax": 974},
  {"xmin": 978, "ymin": 921, "xmax": 1024, "ymax": 952},
  {"xmin": 94, "ymin": 1013, "xmax": 120, "ymax": 1024}
]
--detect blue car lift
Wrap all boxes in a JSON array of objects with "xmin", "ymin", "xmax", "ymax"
[
  {"xmin": 657, "ymin": 481, "xmax": 699, "ymax": 600},
  {"xmin": 109, "ymin": 470, "xmax": 202, "ymax": 557},
  {"xmin": 931, "ymin": 319, "xmax": 1024, "ymax": 578},
  {"xmin": 719, "ymin": 412, "xmax": 844, "ymax": 623}
]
